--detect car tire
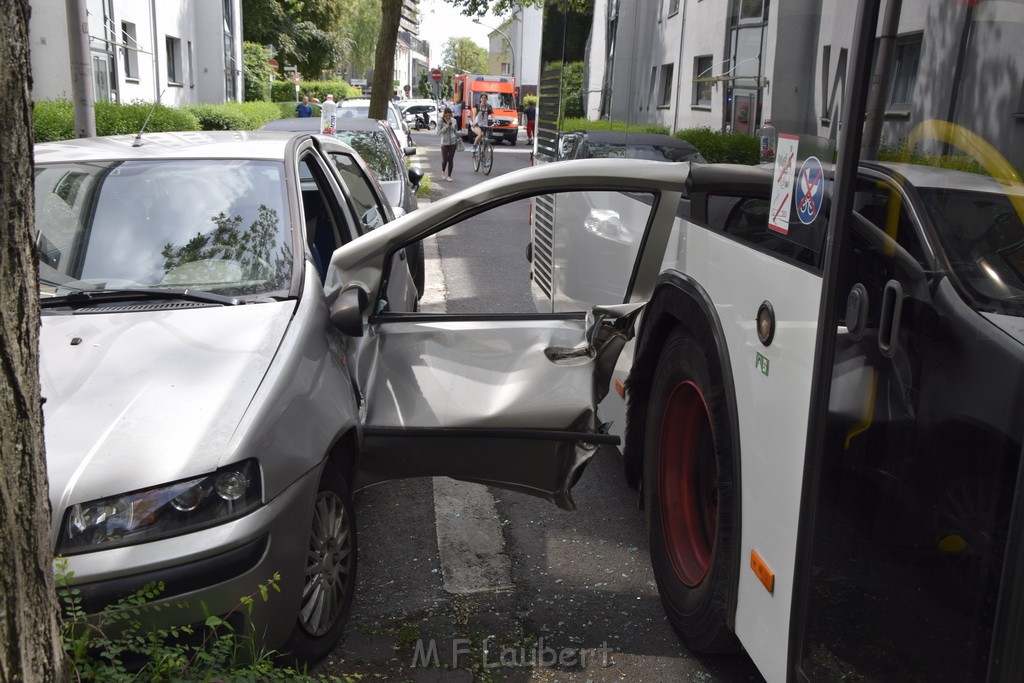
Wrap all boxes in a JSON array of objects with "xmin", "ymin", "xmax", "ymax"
[
  {"xmin": 643, "ymin": 326, "xmax": 738, "ymax": 654},
  {"xmin": 282, "ymin": 467, "xmax": 357, "ymax": 666}
]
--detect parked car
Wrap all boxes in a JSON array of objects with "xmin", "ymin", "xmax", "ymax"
[
  {"xmin": 35, "ymin": 130, "xmax": 425, "ymax": 664},
  {"xmin": 338, "ymin": 97, "xmax": 413, "ymax": 147},
  {"xmin": 261, "ymin": 116, "xmax": 425, "ymax": 294},
  {"xmin": 556, "ymin": 129, "xmax": 707, "ymax": 163},
  {"xmin": 399, "ymin": 99, "xmax": 439, "ymax": 130}
]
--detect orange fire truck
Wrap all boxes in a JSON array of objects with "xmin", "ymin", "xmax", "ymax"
[{"xmin": 452, "ymin": 73, "xmax": 519, "ymax": 145}]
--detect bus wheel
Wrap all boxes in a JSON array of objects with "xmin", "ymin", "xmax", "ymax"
[{"xmin": 643, "ymin": 327, "xmax": 738, "ymax": 653}]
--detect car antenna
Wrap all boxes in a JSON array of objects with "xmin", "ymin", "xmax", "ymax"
[{"xmin": 132, "ymin": 89, "xmax": 166, "ymax": 147}]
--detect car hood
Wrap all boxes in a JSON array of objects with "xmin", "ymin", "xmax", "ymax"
[{"xmin": 41, "ymin": 302, "xmax": 295, "ymax": 523}]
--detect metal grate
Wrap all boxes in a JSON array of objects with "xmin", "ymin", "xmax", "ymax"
[
  {"xmin": 73, "ymin": 300, "xmax": 212, "ymax": 314},
  {"xmin": 532, "ymin": 194, "xmax": 555, "ymax": 300},
  {"xmin": 535, "ymin": 67, "xmax": 562, "ymax": 163}
]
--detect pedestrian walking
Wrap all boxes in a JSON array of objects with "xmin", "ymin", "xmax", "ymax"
[
  {"xmin": 524, "ymin": 102, "xmax": 537, "ymax": 144},
  {"xmin": 437, "ymin": 107, "xmax": 459, "ymax": 182}
]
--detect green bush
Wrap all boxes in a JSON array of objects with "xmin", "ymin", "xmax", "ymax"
[
  {"xmin": 244, "ymin": 42, "xmax": 273, "ymax": 102},
  {"xmin": 96, "ymin": 101, "xmax": 201, "ymax": 136},
  {"xmin": 560, "ymin": 117, "xmax": 670, "ymax": 135},
  {"xmin": 184, "ymin": 101, "xmax": 283, "ymax": 131},
  {"xmin": 522, "ymin": 94, "xmax": 539, "ymax": 108},
  {"xmin": 36, "ymin": 99, "xmax": 203, "ymax": 142},
  {"xmin": 271, "ymin": 80, "xmax": 361, "ymax": 104},
  {"xmin": 560, "ymin": 61, "xmax": 585, "ymax": 119},
  {"xmin": 34, "ymin": 99, "xmax": 75, "ymax": 142},
  {"xmin": 675, "ymin": 127, "xmax": 761, "ymax": 165},
  {"xmin": 877, "ymin": 140, "xmax": 1024, "ymax": 178}
]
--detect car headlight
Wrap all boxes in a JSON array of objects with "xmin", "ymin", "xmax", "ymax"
[{"xmin": 58, "ymin": 460, "xmax": 262, "ymax": 555}]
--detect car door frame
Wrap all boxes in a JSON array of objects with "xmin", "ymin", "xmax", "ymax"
[{"xmin": 325, "ymin": 159, "xmax": 690, "ymax": 508}]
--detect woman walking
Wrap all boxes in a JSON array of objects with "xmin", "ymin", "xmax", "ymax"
[{"xmin": 437, "ymin": 107, "xmax": 458, "ymax": 182}]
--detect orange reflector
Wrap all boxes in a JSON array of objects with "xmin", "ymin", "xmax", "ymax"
[
  {"xmin": 615, "ymin": 378, "xmax": 626, "ymax": 398},
  {"xmin": 750, "ymin": 550, "xmax": 775, "ymax": 594}
]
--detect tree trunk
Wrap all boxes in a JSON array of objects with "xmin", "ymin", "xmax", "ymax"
[
  {"xmin": 0, "ymin": 0, "xmax": 62, "ymax": 680},
  {"xmin": 369, "ymin": 0, "xmax": 403, "ymax": 119}
]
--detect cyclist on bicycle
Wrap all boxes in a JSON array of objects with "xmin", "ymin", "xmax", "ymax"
[{"xmin": 471, "ymin": 94, "xmax": 493, "ymax": 154}]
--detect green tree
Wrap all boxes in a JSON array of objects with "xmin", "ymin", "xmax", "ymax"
[
  {"xmin": 444, "ymin": 0, "xmax": 588, "ymax": 16},
  {"xmin": 243, "ymin": 42, "xmax": 272, "ymax": 101},
  {"xmin": 343, "ymin": 0, "xmax": 381, "ymax": 80},
  {"xmin": 441, "ymin": 37, "xmax": 488, "ymax": 75}
]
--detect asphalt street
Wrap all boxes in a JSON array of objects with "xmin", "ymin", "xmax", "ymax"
[{"xmin": 315, "ymin": 129, "xmax": 765, "ymax": 683}]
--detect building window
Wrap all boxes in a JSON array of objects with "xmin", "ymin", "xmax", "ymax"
[
  {"xmin": 658, "ymin": 63, "xmax": 674, "ymax": 107},
  {"xmin": 668, "ymin": 0, "xmax": 681, "ymax": 15},
  {"xmin": 693, "ymin": 55, "xmax": 713, "ymax": 106},
  {"xmin": 648, "ymin": 66, "xmax": 657, "ymax": 110},
  {"xmin": 888, "ymin": 35, "xmax": 922, "ymax": 108},
  {"xmin": 121, "ymin": 22, "xmax": 139, "ymax": 80},
  {"xmin": 166, "ymin": 36, "xmax": 182, "ymax": 84}
]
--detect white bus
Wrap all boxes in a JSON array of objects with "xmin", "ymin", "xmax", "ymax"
[{"xmin": 531, "ymin": 1, "xmax": 1024, "ymax": 680}]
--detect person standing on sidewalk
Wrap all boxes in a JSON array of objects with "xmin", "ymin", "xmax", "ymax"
[
  {"xmin": 524, "ymin": 102, "xmax": 537, "ymax": 144},
  {"xmin": 437, "ymin": 107, "xmax": 459, "ymax": 182}
]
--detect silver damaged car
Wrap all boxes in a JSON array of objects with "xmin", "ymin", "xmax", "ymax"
[{"xmin": 38, "ymin": 130, "xmax": 666, "ymax": 664}]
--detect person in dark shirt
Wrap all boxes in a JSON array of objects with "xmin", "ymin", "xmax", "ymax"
[
  {"xmin": 296, "ymin": 96, "xmax": 313, "ymax": 118},
  {"xmin": 524, "ymin": 103, "xmax": 537, "ymax": 143}
]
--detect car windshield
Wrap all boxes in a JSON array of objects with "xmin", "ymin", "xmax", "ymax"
[
  {"xmin": 331, "ymin": 131, "xmax": 400, "ymax": 182},
  {"xmin": 918, "ymin": 186, "xmax": 1024, "ymax": 315},
  {"xmin": 477, "ymin": 91, "xmax": 516, "ymax": 109},
  {"xmin": 586, "ymin": 143, "xmax": 706, "ymax": 163},
  {"xmin": 35, "ymin": 160, "xmax": 292, "ymax": 298}
]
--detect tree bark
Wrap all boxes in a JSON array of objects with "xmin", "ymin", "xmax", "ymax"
[
  {"xmin": 0, "ymin": 0, "xmax": 62, "ymax": 680},
  {"xmin": 369, "ymin": 0, "xmax": 403, "ymax": 119}
]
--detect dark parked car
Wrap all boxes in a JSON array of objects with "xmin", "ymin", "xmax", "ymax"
[{"xmin": 557, "ymin": 129, "xmax": 707, "ymax": 164}]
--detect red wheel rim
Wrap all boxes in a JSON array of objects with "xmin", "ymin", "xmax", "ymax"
[{"xmin": 658, "ymin": 380, "xmax": 718, "ymax": 588}]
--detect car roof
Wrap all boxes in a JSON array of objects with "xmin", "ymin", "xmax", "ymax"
[
  {"xmin": 579, "ymin": 129, "xmax": 701, "ymax": 153},
  {"xmin": 867, "ymin": 161, "xmax": 1024, "ymax": 196},
  {"xmin": 261, "ymin": 116, "xmax": 384, "ymax": 133},
  {"xmin": 32, "ymin": 130, "xmax": 309, "ymax": 163}
]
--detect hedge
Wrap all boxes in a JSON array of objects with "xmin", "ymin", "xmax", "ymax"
[
  {"xmin": 675, "ymin": 127, "xmax": 761, "ymax": 165},
  {"xmin": 560, "ymin": 117, "xmax": 670, "ymax": 136},
  {"xmin": 34, "ymin": 99, "xmax": 300, "ymax": 142},
  {"xmin": 271, "ymin": 80, "xmax": 361, "ymax": 104},
  {"xmin": 184, "ymin": 102, "xmax": 283, "ymax": 131}
]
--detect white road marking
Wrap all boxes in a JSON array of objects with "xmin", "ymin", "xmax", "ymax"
[{"xmin": 419, "ymin": 226, "xmax": 513, "ymax": 594}]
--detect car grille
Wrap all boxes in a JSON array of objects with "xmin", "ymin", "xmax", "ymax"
[{"xmin": 532, "ymin": 194, "xmax": 555, "ymax": 300}]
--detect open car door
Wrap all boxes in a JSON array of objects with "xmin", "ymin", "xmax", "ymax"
[{"xmin": 325, "ymin": 159, "xmax": 689, "ymax": 509}]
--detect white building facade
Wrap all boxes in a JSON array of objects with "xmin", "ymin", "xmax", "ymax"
[
  {"xmin": 595, "ymin": 0, "xmax": 1024, "ymax": 166},
  {"xmin": 30, "ymin": 0, "xmax": 243, "ymax": 106}
]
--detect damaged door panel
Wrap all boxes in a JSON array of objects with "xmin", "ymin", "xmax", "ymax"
[{"xmin": 358, "ymin": 303, "xmax": 644, "ymax": 510}]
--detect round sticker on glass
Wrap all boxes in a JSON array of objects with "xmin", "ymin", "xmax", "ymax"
[{"xmin": 795, "ymin": 156, "xmax": 824, "ymax": 225}]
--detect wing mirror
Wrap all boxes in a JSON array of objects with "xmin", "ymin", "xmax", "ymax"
[
  {"xmin": 404, "ymin": 146, "xmax": 417, "ymax": 157},
  {"xmin": 330, "ymin": 286, "xmax": 368, "ymax": 337},
  {"xmin": 408, "ymin": 166, "xmax": 424, "ymax": 188}
]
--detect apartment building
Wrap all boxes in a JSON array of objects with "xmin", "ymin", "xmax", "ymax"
[
  {"xmin": 590, "ymin": 0, "xmax": 1023, "ymax": 166},
  {"xmin": 30, "ymin": 0, "xmax": 243, "ymax": 106}
]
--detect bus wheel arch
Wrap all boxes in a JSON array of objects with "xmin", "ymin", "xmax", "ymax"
[{"xmin": 628, "ymin": 276, "xmax": 742, "ymax": 652}]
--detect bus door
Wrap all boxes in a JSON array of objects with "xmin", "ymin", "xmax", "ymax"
[{"xmin": 793, "ymin": 0, "xmax": 1024, "ymax": 680}]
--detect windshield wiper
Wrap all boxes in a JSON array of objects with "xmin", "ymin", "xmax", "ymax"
[{"xmin": 41, "ymin": 287, "xmax": 244, "ymax": 307}]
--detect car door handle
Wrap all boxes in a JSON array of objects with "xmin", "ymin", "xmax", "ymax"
[{"xmin": 878, "ymin": 279, "xmax": 903, "ymax": 358}]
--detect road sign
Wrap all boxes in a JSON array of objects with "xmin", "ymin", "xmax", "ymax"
[
  {"xmin": 430, "ymin": 68, "xmax": 442, "ymax": 82},
  {"xmin": 268, "ymin": 58, "xmax": 279, "ymax": 72}
]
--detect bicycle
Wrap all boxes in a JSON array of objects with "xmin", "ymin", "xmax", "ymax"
[{"xmin": 472, "ymin": 125, "xmax": 494, "ymax": 175}]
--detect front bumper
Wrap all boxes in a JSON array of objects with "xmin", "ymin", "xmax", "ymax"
[{"xmin": 57, "ymin": 464, "xmax": 322, "ymax": 651}]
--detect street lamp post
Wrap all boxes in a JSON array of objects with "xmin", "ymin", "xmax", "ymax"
[{"xmin": 472, "ymin": 18, "xmax": 515, "ymax": 78}]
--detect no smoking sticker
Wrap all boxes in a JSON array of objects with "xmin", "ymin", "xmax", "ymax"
[{"xmin": 768, "ymin": 134, "xmax": 799, "ymax": 234}]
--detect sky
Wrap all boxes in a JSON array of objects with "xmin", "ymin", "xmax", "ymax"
[{"xmin": 416, "ymin": 0, "xmax": 507, "ymax": 60}]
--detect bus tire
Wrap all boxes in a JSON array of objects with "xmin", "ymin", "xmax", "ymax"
[{"xmin": 643, "ymin": 326, "xmax": 738, "ymax": 653}]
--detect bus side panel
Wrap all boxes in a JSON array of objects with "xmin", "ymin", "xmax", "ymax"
[{"xmin": 669, "ymin": 225, "xmax": 822, "ymax": 682}]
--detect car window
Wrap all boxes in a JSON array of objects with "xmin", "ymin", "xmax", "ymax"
[
  {"xmin": 383, "ymin": 189, "xmax": 660, "ymax": 317},
  {"xmin": 331, "ymin": 132, "xmax": 400, "ymax": 183},
  {"xmin": 35, "ymin": 160, "xmax": 292, "ymax": 297},
  {"xmin": 586, "ymin": 143, "xmax": 705, "ymax": 163},
  {"xmin": 298, "ymin": 155, "xmax": 352, "ymax": 284},
  {"xmin": 707, "ymin": 193, "xmax": 822, "ymax": 269},
  {"xmin": 328, "ymin": 152, "xmax": 387, "ymax": 234}
]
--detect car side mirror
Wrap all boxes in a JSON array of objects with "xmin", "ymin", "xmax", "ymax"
[
  {"xmin": 404, "ymin": 146, "xmax": 417, "ymax": 157},
  {"xmin": 330, "ymin": 286, "xmax": 368, "ymax": 337},
  {"xmin": 408, "ymin": 166, "xmax": 424, "ymax": 188}
]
